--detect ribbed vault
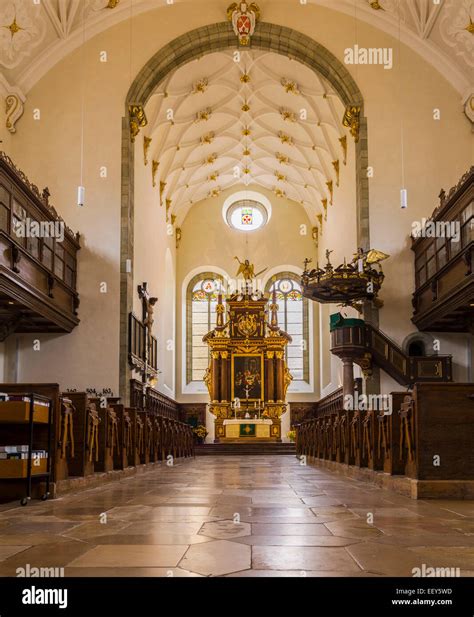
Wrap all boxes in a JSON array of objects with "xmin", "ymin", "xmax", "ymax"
[{"xmin": 145, "ymin": 49, "xmax": 351, "ymax": 223}]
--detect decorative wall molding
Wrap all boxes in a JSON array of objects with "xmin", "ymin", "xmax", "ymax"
[{"xmin": 0, "ymin": 74, "xmax": 26, "ymax": 134}]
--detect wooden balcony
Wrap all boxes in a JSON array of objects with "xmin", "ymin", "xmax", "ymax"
[
  {"xmin": 0, "ymin": 152, "xmax": 80, "ymax": 339},
  {"xmin": 412, "ymin": 166, "xmax": 473, "ymax": 332}
]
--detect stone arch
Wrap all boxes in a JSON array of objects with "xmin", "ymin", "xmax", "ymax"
[
  {"xmin": 402, "ymin": 332, "xmax": 437, "ymax": 357},
  {"xmin": 126, "ymin": 23, "xmax": 363, "ymax": 108},
  {"xmin": 119, "ymin": 21, "xmax": 368, "ymax": 401}
]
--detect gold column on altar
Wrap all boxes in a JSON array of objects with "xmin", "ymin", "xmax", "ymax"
[
  {"xmin": 266, "ymin": 351, "xmax": 275, "ymax": 402},
  {"xmin": 275, "ymin": 351, "xmax": 285, "ymax": 402},
  {"xmin": 211, "ymin": 351, "xmax": 220, "ymax": 403},
  {"xmin": 220, "ymin": 351, "xmax": 229, "ymax": 402}
]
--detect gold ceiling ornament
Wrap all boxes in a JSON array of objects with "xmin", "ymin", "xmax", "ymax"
[
  {"xmin": 143, "ymin": 136, "xmax": 152, "ymax": 165},
  {"xmin": 312, "ymin": 226, "xmax": 319, "ymax": 249},
  {"xmin": 200, "ymin": 132, "xmax": 215, "ymax": 145},
  {"xmin": 151, "ymin": 160, "xmax": 159, "ymax": 187},
  {"xmin": 339, "ymin": 135, "xmax": 348, "ymax": 165},
  {"xmin": 240, "ymin": 72, "xmax": 251, "ymax": 83},
  {"xmin": 170, "ymin": 214, "xmax": 177, "ymax": 225},
  {"xmin": 466, "ymin": 18, "xmax": 474, "ymax": 34},
  {"xmin": 195, "ymin": 108, "xmax": 212, "ymax": 123},
  {"xmin": 276, "ymin": 152, "xmax": 289, "ymax": 165},
  {"xmin": 278, "ymin": 131, "xmax": 293, "ymax": 146},
  {"xmin": 342, "ymin": 105, "xmax": 361, "ymax": 143},
  {"xmin": 6, "ymin": 17, "xmax": 22, "ymax": 36},
  {"xmin": 241, "ymin": 102, "xmax": 250, "ymax": 112},
  {"xmin": 332, "ymin": 160, "xmax": 340, "ymax": 187},
  {"xmin": 326, "ymin": 180, "xmax": 334, "ymax": 205},
  {"xmin": 129, "ymin": 104, "xmax": 148, "ymax": 143},
  {"xmin": 243, "ymin": 167, "xmax": 251, "ymax": 174},
  {"xmin": 317, "ymin": 214, "xmax": 323, "ymax": 232},
  {"xmin": 321, "ymin": 198, "xmax": 328, "ymax": 221},
  {"xmin": 274, "ymin": 171, "xmax": 286, "ymax": 182},
  {"xmin": 105, "ymin": 0, "xmax": 120, "ymax": 7},
  {"xmin": 281, "ymin": 78, "xmax": 300, "ymax": 95},
  {"xmin": 159, "ymin": 181, "xmax": 167, "ymax": 205},
  {"xmin": 243, "ymin": 148, "xmax": 251, "ymax": 156},
  {"xmin": 205, "ymin": 153, "xmax": 218, "ymax": 165},
  {"xmin": 242, "ymin": 127, "xmax": 251, "ymax": 136},
  {"xmin": 193, "ymin": 78, "xmax": 209, "ymax": 94},
  {"xmin": 165, "ymin": 198, "xmax": 172, "ymax": 221},
  {"xmin": 227, "ymin": 2, "xmax": 261, "ymax": 46},
  {"xmin": 209, "ymin": 187, "xmax": 221, "ymax": 198},
  {"xmin": 5, "ymin": 94, "xmax": 24, "ymax": 134},
  {"xmin": 273, "ymin": 187, "xmax": 286, "ymax": 198},
  {"xmin": 175, "ymin": 227, "xmax": 182, "ymax": 250},
  {"xmin": 368, "ymin": 0, "xmax": 384, "ymax": 9},
  {"xmin": 208, "ymin": 172, "xmax": 219, "ymax": 182},
  {"xmin": 463, "ymin": 94, "xmax": 474, "ymax": 125},
  {"xmin": 280, "ymin": 108, "xmax": 296, "ymax": 122}
]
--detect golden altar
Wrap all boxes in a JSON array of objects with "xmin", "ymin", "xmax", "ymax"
[{"xmin": 203, "ymin": 281, "xmax": 292, "ymax": 443}]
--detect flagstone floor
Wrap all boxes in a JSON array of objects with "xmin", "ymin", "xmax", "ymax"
[{"xmin": 1, "ymin": 455, "xmax": 474, "ymax": 577}]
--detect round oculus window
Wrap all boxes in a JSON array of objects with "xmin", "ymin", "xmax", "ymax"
[{"xmin": 225, "ymin": 199, "xmax": 268, "ymax": 232}]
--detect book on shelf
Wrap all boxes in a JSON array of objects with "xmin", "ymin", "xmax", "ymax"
[
  {"xmin": 0, "ymin": 396, "xmax": 49, "ymax": 407},
  {"xmin": 0, "ymin": 450, "xmax": 48, "ymax": 460},
  {"xmin": 0, "ymin": 445, "xmax": 29, "ymax": 453}
]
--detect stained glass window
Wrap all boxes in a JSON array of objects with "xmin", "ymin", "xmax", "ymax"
[
  {"xmin": 187, "ymin": 273, "xmax": 224, "ymax": 383},
  {"xmin": 266, "ymin": 274, "xmax": 310, "ymax": 384},
  {"xmin": 226, "ymin": 199, "xmax": 267, "ymax": 231},
  {"xmin": 241, "ymin": 207, "xmax": 253, "ymax": 226}
]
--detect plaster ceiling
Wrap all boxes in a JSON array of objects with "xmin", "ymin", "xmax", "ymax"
[
  {"xmin": 146, "ymin": 49, "xmax": 350, "ymax": 224},
  {"xmin": 0, "ymin": 0, "xmax": 472, "ymax": 98}
]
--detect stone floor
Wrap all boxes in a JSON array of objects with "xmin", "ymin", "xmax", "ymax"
[{"xmin": 1, "ymin": 455, "xmax": 474, "ymax": 577}]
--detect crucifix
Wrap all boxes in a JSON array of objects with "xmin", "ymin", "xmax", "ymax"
[{"xmin": 137, "ymin": 282, "xmax": 158, "ymax": 388}]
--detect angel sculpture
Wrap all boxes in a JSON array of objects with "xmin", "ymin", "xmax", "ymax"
[
  {"xmin": 234, "ymin": 257, "xmax": 267, "ymax": 281},
  {"xmin": 351, "ymin": 248, "xmax": 389, "ymax": 272}
]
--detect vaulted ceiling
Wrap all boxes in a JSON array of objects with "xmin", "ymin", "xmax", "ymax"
[
  {"xmin": 0, "ymin": 0, "xmax": 472, "ymax": 97},
  {"xmin": 146, "ymin": 50, "xmax": 349, "ymax": 224},
  {"xmin": 0, "ymin": 0, "xmax": 473, "ymax": 143}
]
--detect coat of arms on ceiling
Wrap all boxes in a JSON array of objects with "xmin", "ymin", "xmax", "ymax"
[{"xmin": 227, "ymin": 2, "xmax": 260, "ymax": 46}]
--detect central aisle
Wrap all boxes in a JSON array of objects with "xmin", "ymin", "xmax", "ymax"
[{"xmin": 0, "ymin": 455, "xmax": 473, "ymax": 577}]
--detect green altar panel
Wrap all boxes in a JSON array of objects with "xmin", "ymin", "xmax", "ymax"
[{"xmin": 239, "ymin": 423, "xmax": 256, "ymax": 437}]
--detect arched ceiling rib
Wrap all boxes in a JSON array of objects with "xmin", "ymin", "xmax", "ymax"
[{"xmin": 145, "ymin": 50, "xmax": 349, "ymax": 223}]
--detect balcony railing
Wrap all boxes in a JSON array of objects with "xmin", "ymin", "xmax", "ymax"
[
  {"xmin": 412, "ymin": 166, "xmax": 473, "ymax": 331},
  {"xmin": 0, "ymin": 152, "xmax": 80, "ymax": 336}
]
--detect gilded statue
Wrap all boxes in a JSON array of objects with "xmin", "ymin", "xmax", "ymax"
[
  {"xmin": 351, "ymin": 248, "xmax": 390, "ymax": 271},
  {"xmin": 234, "ymin": 256, "xmax": 267, "ymax": 281},
  {"xmin": 283, "ymin": 366, "xmax": 293, "ymax": 398},
  {"xmin": 203, "ymin": 367, "xmax": 212, "ymax": 398}
]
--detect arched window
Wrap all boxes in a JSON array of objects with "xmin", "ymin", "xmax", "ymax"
[
  {"xmin": 266, "ymin": 273, "xmax": 310, "ymax": 386},
  {"xmin": 186, "ymin": 273, "xmax": 224, "ymax": 384}
]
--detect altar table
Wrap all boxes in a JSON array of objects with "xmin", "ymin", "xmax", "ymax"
[{"xmin": 223, "ymin": 418, "xmax": 272, "ymax": 439}]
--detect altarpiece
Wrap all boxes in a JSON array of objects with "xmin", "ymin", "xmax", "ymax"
[{"xmin": 203, "ymin": 278, "xmax": 293, "ymax": 442}]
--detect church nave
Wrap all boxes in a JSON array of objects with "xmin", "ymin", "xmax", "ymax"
[{"xmin": 1, "ymin": 455, "xmax": 474, "ymax": 579}]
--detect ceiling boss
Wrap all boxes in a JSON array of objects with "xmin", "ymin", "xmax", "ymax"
[{"xmin": 227, "ymin": 2, "xmax": 261, "ymax": 46}]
